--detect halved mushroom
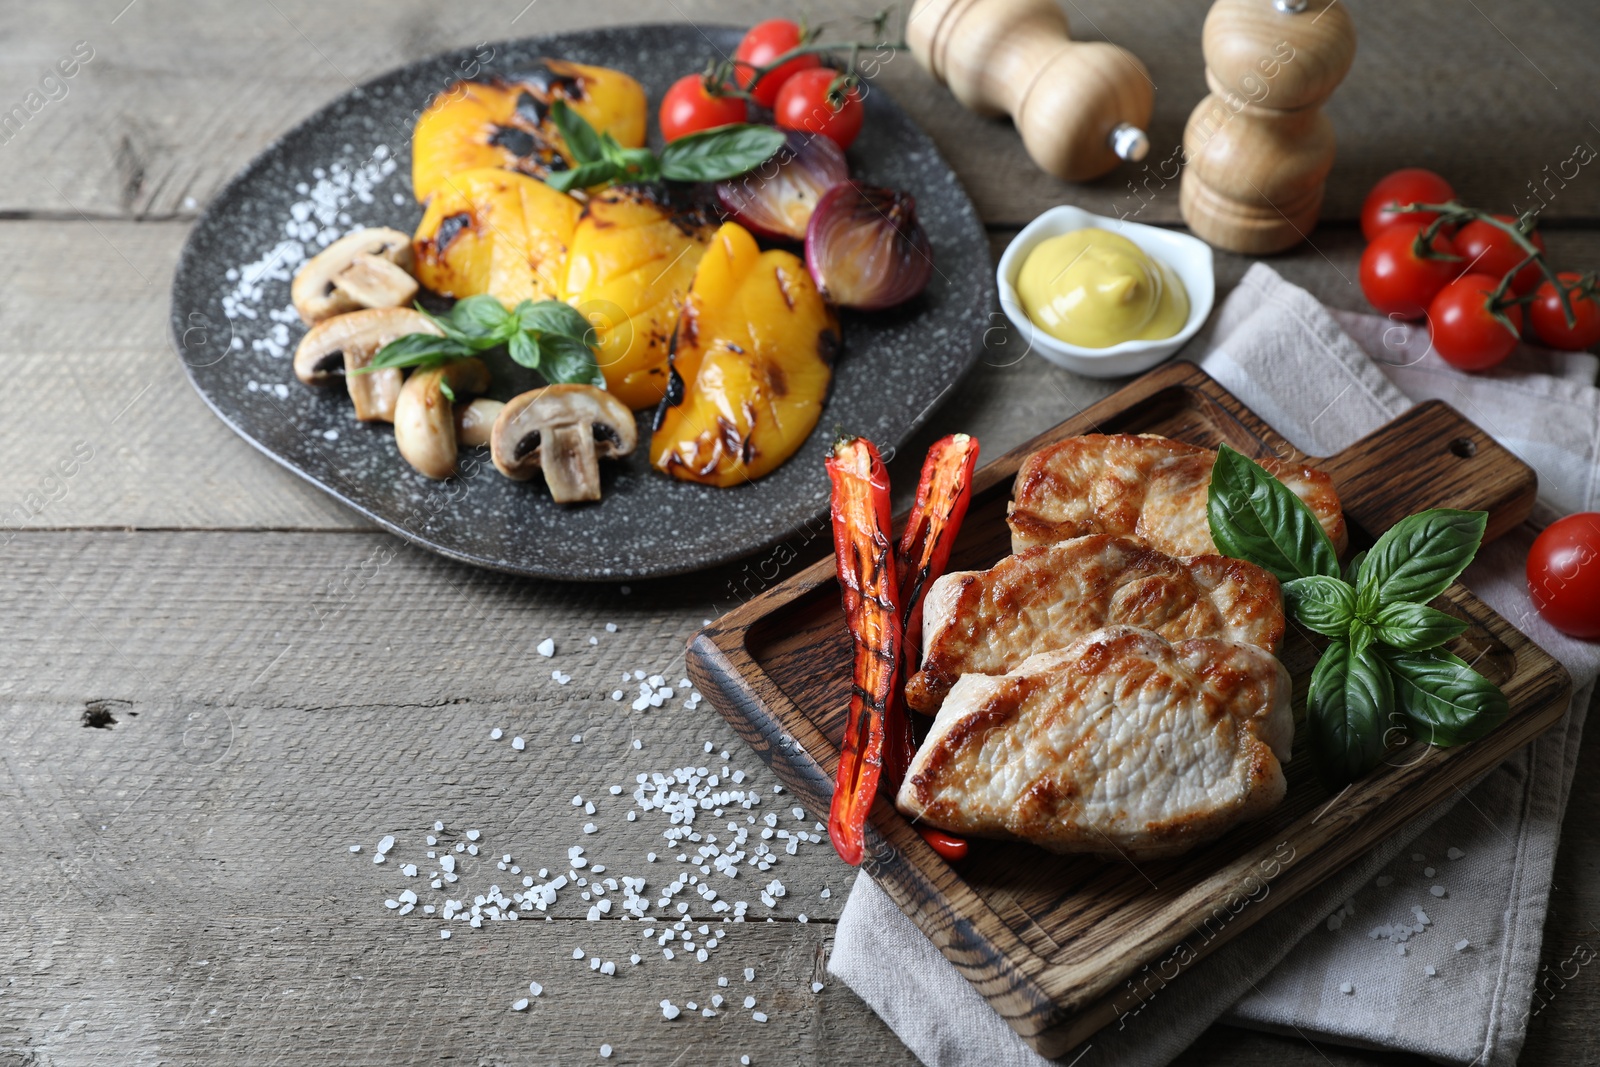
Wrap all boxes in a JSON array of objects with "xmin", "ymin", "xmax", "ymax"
[
  {"xmin": 292, "ymin": 307, "xmax": 443, "ymax": 423},
  {"xmin": 454, "ymin": 398, "xmax": 505, "ymax": 448},
  {"xmin": 291, "ymin": 228, "xmax": 418, "ymax": 324},
  {"xmin": 490, "ymin": 384, "xmax": 637, "ymax": 504},
  {"xmin": 394, "ymin": 358, "xmax": 491, "ymax": 480}
]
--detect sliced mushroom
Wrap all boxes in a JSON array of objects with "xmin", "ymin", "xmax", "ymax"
[
  {"xmin": 291, "ymin": 228, "xmax": 418, "ymax": 324},
  {"xmin": 490, "ymin": 384, "xmax": 637, "ymax": 504},
  {"xmin": 394, "ymin": 358, "xmax": 491, "ymax": 480},
  {"xmin": 454, "ymin": 399, "xmax": 505, "ymax": 449},
  {"xmin": 292, "ymin": 307, "xmax": 443, "ymax": 423}
]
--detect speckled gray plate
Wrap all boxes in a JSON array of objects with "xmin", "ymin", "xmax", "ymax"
[{"xmin": 170, "ymin": 24, "xmax": 993, "ymax": 581}]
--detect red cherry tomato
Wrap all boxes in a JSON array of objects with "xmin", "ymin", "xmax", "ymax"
[
  {"xmin": 734, "ymin": 19, "xmax": 820, "ymax": 110},
  {"xmin": 1527, "ymin": 513, "xmax": 1600, "ymax": 639},
  {"xmin": 659, "ymin": 73, "xmax": 747, "ymax": 142},
  {"xmin": 1454, "ymin": 215, "xmax": 1547, "ymax": 296},
  {"xmin": 1359, "ymin": 221, "xmax": 1460, "ymax": 320},
  {"xmin": 1529, "ymin": 273, "xmax": 1600, "ymax": 351},
  {"xmin": 1427, "ymin": 272, "xmax": 1521, "ymax": 371},
  {"xmin": 1361, "ymin": 168, "xmax": 1455, "ymax": 241},
  {"xmin": 774, "ymin": 67, "xmax": 864, "ymax": 150},
  {"xmin": 918, "ymin": 827, "xmax": 969, "ymax": 863}
]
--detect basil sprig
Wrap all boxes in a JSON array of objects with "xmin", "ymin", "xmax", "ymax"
[
  {"xmin": 543, "ymin": 99, "xmax": 786, "ymax": 192},
  {"xmin": 362, "ymin": 295, "xmax": 603, "ymax": 387},
  {"xmin": 1207, "ymin": 444, "xmax": 1508, "ymax": 787}
]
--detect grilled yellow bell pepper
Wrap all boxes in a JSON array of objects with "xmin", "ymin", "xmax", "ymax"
[
  {"xmin": 651, "ymin": 222, "xmax": 839, "ymax": 487},
  {"xmin": 412, "ymin": 167, "xmax": 582, "ymax": 306},
  {"xmin": 560, "ymin": 186, "xmax": 716, "ymax": 411},
  {"xmin": 412, "ymin": 62, "xmax": 647, "ymax": 203}
]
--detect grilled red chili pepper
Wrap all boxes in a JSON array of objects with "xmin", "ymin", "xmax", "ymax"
[
  {"xmin": 825, "ymin": 435, "xmax": 902, "ymax": 867},
  {"xmin": 918, "ymin": 827, "xmax": 970, "ymax": 863}
]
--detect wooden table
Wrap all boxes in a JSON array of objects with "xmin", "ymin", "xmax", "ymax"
[{"xmin": 3, "ymin": 2, "xmax": 1597, "ymax": 1064}]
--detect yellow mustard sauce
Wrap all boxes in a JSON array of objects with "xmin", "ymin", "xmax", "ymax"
[{"xmin": 1015, "ymin": 229, "xmax": 1189, "ymax": 348}]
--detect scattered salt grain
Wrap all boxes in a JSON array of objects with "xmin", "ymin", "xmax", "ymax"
[
  {"xmin": 490, "ymin": 728, "xmax": 503, "ymax": 740},
  {"xmin": 466, "ymin": 830, "xmax": 480, "ymax": 841},
  {"xmin": 812, "ymin": 982, "xmax": 824, "ymax": 993},
  {"xmin": 1425, "ymin": 965, "xmax": 1437, "ymax": 977},
  {"xmin": 512, "ymin": 737, "xmax": 526, "ymax": 751},
  {"xmin": 1447, "ymin": 847, "xmax": 1465, "ymax": 860},
  {"xmin": 1339, "ymin": 983, "xmax": 1353, "ymax": 995},
  {"xmin": 752, "ymin": 1011, "xmax": 769, "ymax": 1023},
  {"xmin": 572, "ymin": 734, "xmax": 583, "ymax": 744},
  {"xmin": 528, "ymin": 981, "xmax": 543, "ymax": 996},
  {"xmin": 1423, "ymin": 867, "xmax": 1435, "ymax": 877},
  {"xmin": 661, "ymin": 1001, "xmax": 681, "ymax": 1020},
  {"xmin": 573, "ymin": 948, "xmax": 586, "ymax": 959},
  {"xmin": 1456, "ymin": 939, "xmax": 1470, "ymax": 952},
  {"xmin": 440, "ymin": 930, "xmax": 451, "ymax": 940},
  {"xmin": 537, "ymin": 639, "xmax": 555, "ymax": 657},
  {"xmin": 512, "ymin": 998, "xmax": 529, "ymax": 1011},
  {"xmin": 1430, "ymin": 886, "xmax": 1446, "ymax": 898},
  {"xmin": 600, "ymin": 1046, "xmax": 612, "ymax": 1059},
  {"xmin": 744, "ymin": 968, "xmax": 755, "ymax": 981},
  {"xmin": 606, "ymin": 623, "xmax": 618, "ymax": 633},
  {"xmin": 348, "ymin": 845, "xmax": 361, "ymax": 853}
]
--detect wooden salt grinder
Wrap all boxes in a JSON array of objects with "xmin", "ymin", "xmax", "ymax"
[
  {"xmin": 907, "ymin": 0, "xmax": 1155, "ymax": 182},
  {"xmin": 1179, "ymin": 0, "xmax": 1356, "ymax": 253}
]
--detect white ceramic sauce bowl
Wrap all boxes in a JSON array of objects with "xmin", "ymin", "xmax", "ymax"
[{"xmin": 996, "ymin": 206, "xmax": 1215, "ymax": 378}]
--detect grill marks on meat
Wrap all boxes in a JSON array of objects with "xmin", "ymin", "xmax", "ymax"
[
  {"xmin": 904, "ymin": 535, "xmax": 1284, "ymax": 713},
  {"xmin": 897, "ymin": 626, "xmax": 1293, "ymax": 859},
  {"xmin": 1007, "ymin": 434, "xmax": 1347, "ymax": 558}
]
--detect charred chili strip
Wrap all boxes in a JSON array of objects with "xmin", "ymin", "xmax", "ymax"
[{"xmin": 825, "ymin": 435, "xmax": 902, "ymax": 867}]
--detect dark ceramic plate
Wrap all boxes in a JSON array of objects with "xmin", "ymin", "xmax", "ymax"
[{"xmin": 170, "ymin": 24, "xmax": 993, "ymax": 581}]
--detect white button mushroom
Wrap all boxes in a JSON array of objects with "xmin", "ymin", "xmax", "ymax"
[
  {"xmin": 490, "ymin": 385, "xmax": 637, "ymax": 504},
  {"xmin": 394, "ymin": 358, "xmax": 491, "ymax": 480},
  {"xmin": 291, "ymin": 227, "xmax": 418, "ymax": 325},
  {"xmin": 454, "ymin": 398, "xmax": 506, "ymax": 449},
  {"xmin": 292, "ymin": 307, "xmax": 443, "ymax": 423}
]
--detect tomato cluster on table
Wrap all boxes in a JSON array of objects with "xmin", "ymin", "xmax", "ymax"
[{"xmin": 1359, "ymin": 168, "xmax": 1600, "ymax": 370}]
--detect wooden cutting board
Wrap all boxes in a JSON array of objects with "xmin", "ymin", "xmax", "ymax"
[{"xmin": 684, "ymin": 361, "xmax": 1572, "ymax": 1058}]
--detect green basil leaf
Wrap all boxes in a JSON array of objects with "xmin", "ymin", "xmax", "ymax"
[
  {"xmin": 538, "ymin": 333, "xmax": 605, "ymax": 387},
  {"xmin": 363, "ymin": 332, "xmax": 473, "ymax": 373},
  {"xmin": 1344, "ymin": 549, "xmax": 1368, "ymax": 587},
  {"xmin": 1206, "ymin": 444, "xmax": 1341, "ymax": 583},
  {"xmin": 544, "ymin": 159, "xmax": 621, "ymax": 193},
  {"xmin": 658, "ymin": 124, "xmax": 788, "ymax": 183},
  {"xmin": 1370, "ymin": 602, "xmax": 1471, "ymax": 651},
  {"xmin": 1380, "ymin": 647, "xmax": 1508, "ymax": 746},
  {"xmin": 516, "ymin": 299, "xmax": 594, "ymax": 342},
  {"xmin": 438, "ymin": 378, "xmax": 456, "ymax": 403},
  {"xmin": 549, "ymin": 99, "xmax": 605, "ymax": 165},
  {"xmin": 1349, "ymin": 617, "xmax": 1375, "ymax": 659},
  {"xmin": 1282, "ymin": 575, "xmax": 1356, "ymax": 639},
  {"xmin": 1308, "ymin": 640, "xmax": 1394, "ymax": 788},
  {"xmin": 450, "ymin": 295, "xmax": 513, "ymax": 338},
  {"xmin": 1356, "ymin": 509, "xmax": 1486, "ymax": 614},
  {"xmin": 507, "ymin": 329, "xmax": 541, "ymax": 370},
  {"xmin": 615, "ymin": 147, "xmax": 661, "ymax": 179}
]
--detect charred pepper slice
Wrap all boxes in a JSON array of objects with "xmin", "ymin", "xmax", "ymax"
[{"xmin": 825, "ymin": 435, "xmax": 902, "ymax": 867}]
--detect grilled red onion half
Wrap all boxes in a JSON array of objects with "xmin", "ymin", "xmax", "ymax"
[
  {"xmin": 804, "ymin": 182, "xmax": 934, "ymax": 311},
  {"xmin": 714, "ymin": 130, "xmax": 849, "ymax": 242}
]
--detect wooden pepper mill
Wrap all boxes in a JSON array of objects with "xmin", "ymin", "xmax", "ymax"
[
  {"xmin": 1179, "ymin": 0, "xmax": 1356, "ymax": 253},
  {"xmin": 907, "ymin": 0, "xmax": 1155, "ymax": 182}
]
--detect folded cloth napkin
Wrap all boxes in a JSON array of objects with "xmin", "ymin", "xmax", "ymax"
[{"xmin": 830, "ymin": 263, "xmax": 1600, "ymax": 1067}]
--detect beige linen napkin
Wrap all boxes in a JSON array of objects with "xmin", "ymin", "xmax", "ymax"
[{"xmin": 829, "ymin": 263, "xmax": 1600, "ymax": 1067}]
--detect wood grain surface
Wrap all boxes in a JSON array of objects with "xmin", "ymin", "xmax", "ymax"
[{"xmin": 3, "ymin": 2, "xmax": 1599, "ymax": 1066}]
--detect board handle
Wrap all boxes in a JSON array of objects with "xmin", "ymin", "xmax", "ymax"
[{"xmin": 1316, "ymin": 399, "xmax": 1536, "ymax": 545}]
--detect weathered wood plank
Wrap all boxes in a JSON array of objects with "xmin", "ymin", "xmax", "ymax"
[{"xmin": 0, "ymin": 1, "xmax": 1596, "ymax": 224}]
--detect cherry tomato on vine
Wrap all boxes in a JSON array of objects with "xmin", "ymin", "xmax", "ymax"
[
  {"xmin": 659, "ymin": 73, "xmax": 747, "ymax": 142},
  {"xmin": 734, "ymin": 19, "xmax": 820, "ymax": 109},
  {"xmin": 1527, "ymin": 513, "xmax": 1600, "ymax": 639},
  {"xmin": 1453, "ymin": 215, "xmax": 1547, "ymax": 296},
  {"xmin": 774, "ymin": 67, "xmax": 864, "ymax": 150},
  {"xmin": 1361, "ymin": 168, "xmax": 1455, "ymax": 241},
  {"xmin": 918, "ymin": 827, "xmax": 968, "ymax": 863},
  {"xmin": 1427, "ymin": 272, "xmax": 1521, "ymax": 371},
  {"xmin": 1529, "ymin": 273, "xmax": 1600, "ymax": 351},
  {"xmin": 1359, "ymin": 221, "xmax": 1460, "ymax": 320}
]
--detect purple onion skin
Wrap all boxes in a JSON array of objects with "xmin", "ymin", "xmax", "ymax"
[
  {"xmin": 804, "ymin": 182, "xmax": 934, "ymax": 311},
  {"xmin": 714, "ymin": 130, "xmax": 849, "ymax": 242}
]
